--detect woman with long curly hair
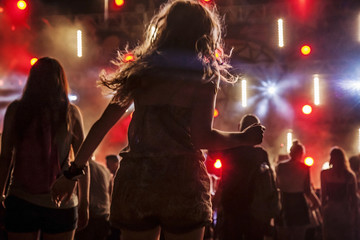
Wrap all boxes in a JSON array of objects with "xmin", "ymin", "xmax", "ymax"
[
  {"xmin": 0, "ymin": 57, "xmax": 89, "ymax": 240},
  {"xmin": 51, "ymin": 1, "xmax": 264, "ymax": 240},
  {"xmin": 321, "ymin": 147, "xmax": 358, "ymax": 240}
]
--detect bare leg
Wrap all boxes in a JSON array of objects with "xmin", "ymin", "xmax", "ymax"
[
  {"xmin": 121, "ymin": 226, "xmax": 161, "ymax": 240},
  {"xmin": 43, "ymin": 230, "xmax": 75, "ymax": 240},
  {"xmin": 163, "ymin": 227, "xmax": 205, "ymax": 240},
  {"xmin": 7, "ymin": 232, "xmax": 39, "ymax": 240}
]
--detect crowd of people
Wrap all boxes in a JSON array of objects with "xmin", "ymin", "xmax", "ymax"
[{"xmin": 0, "ymin": 0, "xmax": 359, "ymax": 240}]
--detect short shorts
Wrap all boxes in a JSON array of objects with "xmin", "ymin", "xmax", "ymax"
[
  {"xmin": 5, "ymin": 195, "xmax": 78, "ymax": 234},
  {"xmin": 110, "ymin": 153, "xmax": 212, "ymax": 234}
]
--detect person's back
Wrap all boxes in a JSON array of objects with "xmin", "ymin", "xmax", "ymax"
[
  {"xmin": 276, "ymin": 160, "xmax": 308, "ymax": 193},
  {"xmin": 210, "ymin": 114, "xmax": 277, "ymax": 240}
]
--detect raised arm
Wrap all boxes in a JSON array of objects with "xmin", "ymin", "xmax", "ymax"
[
  {"xmin": 191, "ymin": 82, "xmax": 264, "ymax": 151},
  {"xmin": 0, "ymin": 102, "xmax": 17, "ymax": 201}
]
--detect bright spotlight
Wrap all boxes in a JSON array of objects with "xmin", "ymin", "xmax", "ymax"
[
  {"xmin": 302, "ymin": 105, "xmax": 312, "ymax": 114},
  {"xmin": 17, "ymin": 0, "xmax": 27, "ymax": 10},
  {"xmin": 313, "ymin": 74, "xmax": 320, "ymax": 105},
  {"xmin": 241, "ymin": 79, "xmax": 247, "ymax": 107},
  {"xmin": 304, "ymin": 157, "xmax": 314, "ymax": 166},
  {"xmin": 287, "ymin": 130, "xmax": 292, "ymax": 153},
  {"xmin": 322, "ymin": 161, "xmax": 330, "ymax": 170},
  {"xmin": 267, "ymin": 86, "xmax": 277, "ymax": 95},
  {"xmin": 77, "ymin": 30, "xmax": 82, "ymax": 58},
  {"xmin": 358, "ymin": 128, "xmax": 360, "ymax": 153},
  {"xmin": 30, "ymin": 58, "xmax": 38, "ymax": 66},
  {"xmin": 214, "ymin": 108, "xmax": 219, "ymax": 118},
  {"xmin": 277, "ymin": 18, "xmax": 284, "ymax": 48},
  {"xmin": 214, "ymin": 159, "xmax": 222, "ymax": 169},
  {"xmin": 300, "ymin": 45, "xmax": 311, "ymax": 56},
  {"xmin": 68, "ymin": 93, "xmax": 78, "ymax": 102}
]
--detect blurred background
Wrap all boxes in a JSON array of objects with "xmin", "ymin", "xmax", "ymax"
[{"xmin": 1, "ymin": 0, "xmax": 360, "ymax": 188}]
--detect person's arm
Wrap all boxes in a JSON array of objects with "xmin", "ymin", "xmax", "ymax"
[
  {"xmin": 0, "ymin": 102, "xmax": 17, "ymax": 201},
  {"xmin": 304, "ymin": 167, "xmax": 321, "ymax": 209},
  {"xmin": 71, "ymin": 105, "xmax": 89, "ymax": 230},
  {"xmin": 51, "ymin": 101, "xmax": 131, "ymax": 205},
  {"xmin": 190, "ymin": 82, "xmax": 264, "ymax": 151},
  {"xmin": 320, "ymin": 170, "xmax": 327, "ymax": 207}
]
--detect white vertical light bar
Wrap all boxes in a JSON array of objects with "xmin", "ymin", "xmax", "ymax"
[
  {"xmin": 314, "ymin": 74, "xmax": 320, "ymax": 105},
  {"xmin": 358, "ymin": 128, "xmax": 360, "ymax": 153},
  {"xmin": 104, "ymin": 0, "xmax": 109, "ymax": 22},
  {"xmin": 358, "ymin": 14, "xmax": 360, "ymax": 42},
  {"xmin": 278, "ymin": 18, "xmax": 284, "ymax": 48},
  {"xmin": 77, "ymin": 30, "xmax": 82, "ymax": 58},
  {"xmin": 287, "ymin": 130, "xmax": 293, "ymax": 153},
  {"xmin": 241, "ymin": 79, "xmax": 247, "ymax": 107}
]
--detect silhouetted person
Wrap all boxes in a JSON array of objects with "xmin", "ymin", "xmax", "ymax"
[
  {"xmin": 0, "ymin": 57, "xmax": 89, "ymax": 240},
  {"xmin": 51, "ymin": 1, "xmax": 265, "ymax": 239},
  {"xmin": 321, "ymin": 147, "xmax": 358, "ymax": 240},
  {"xmin": 209, "ymin": 114, "xmax": 278, "ymax": 240},
  {"xmin": 276, "ymin": 140, "xmax": 320, "ymax": 240}
]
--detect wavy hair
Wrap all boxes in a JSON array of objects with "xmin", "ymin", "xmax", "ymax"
[
  {"xmin": 329, "ymin": 147, "xmax": 354, "ymax": 177},
  {"xmin": 15, "ymin": 57, "xmax": 71, "ymax": 141},
  {"xmin": 99, "ymin": 0, "xmax": 233, "ymax": 106}
]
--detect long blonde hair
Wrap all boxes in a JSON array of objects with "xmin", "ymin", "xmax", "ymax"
[{"xmin": 99, "ymin": 0, "xmax": 233, "ymax": 106}]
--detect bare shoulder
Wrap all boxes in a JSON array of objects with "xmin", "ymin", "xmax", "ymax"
[{"xmin": 69, "ymin": 103, "xmax": 83, "ymax": 121}]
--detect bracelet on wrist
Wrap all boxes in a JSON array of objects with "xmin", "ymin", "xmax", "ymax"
[{"xmin": 63, "ymin": 162, "xmax": 87, "ymax": 181}]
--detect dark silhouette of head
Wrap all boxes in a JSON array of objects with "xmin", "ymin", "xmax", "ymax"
[
  {"xmin": 289, "ymin": 140, "xmax": 305, "ymax": 162},
  {"xmin": 106, "ymin": 154, "xmax": 120, "ymax": 175},
  {"xmin": 239, "ymin": 114, "xmax": 260, "ymax": 131}
]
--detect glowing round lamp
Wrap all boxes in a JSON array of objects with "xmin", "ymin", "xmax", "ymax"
[
  {"xmin": 115, "ymin": 0, "xmax": 124, "ymax": 7},
  {"xmin": 17, "ymin": 0, "xmax": 27, "ymax": 10},
  {"xmin": 304, "ymin": 157, "xmax": 314, "ymax": 166},
  {"xmin": 214, "ymin": 159, "xmax": 222, "ymax": 169},
  {"xmin": 300, "ymin": 45, "xmax": 311, "ymax": 56},
  {"xmin": 124, "ymin": 53, "xmax": 134, "ymax": 62},
  {"xmin": 213, "ymin": 108, "xmax": 219, "ymax": 118},
  {"xmin": 302, "ymin": 105, "xmax": 312, "ymax": 115},
  {"xmin": 30, "ymin": 58, "xmax": 38, "ymax": 66}
]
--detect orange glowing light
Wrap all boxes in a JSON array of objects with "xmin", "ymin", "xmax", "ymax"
[
  {"xmin": 17, "ymin": 0, "xmax": 27, "ymax": 10},
  {"xmin": 124, "ymin": 53, "xmax": 134, "ymax": 62},
  {"xmin": 304, "ymin": 157, "xmax": 314, "ymax": 166},
  {"xmin": 302, "ymin": 105, "xmax": 312, "ymax": 114},
  {"xmin": 115, "ymin": 0, "xmax": 124, "ymax": 7},
  {"xmin": 214, "ymin": 108, "xmax": 219, "ymax": 118},
  {"xmin": 30, "ymin": 58, "xmax": 38, "ymax": 66},
  {"xmin": 300, "ymin": 45, "xmax": 311, "ymax": 56},
  {"xmin": 214, "ymin": 159, "xmax": 222, "ymax": 169},
  {"xmin": 0, "ymin": 7, "xmax": 4, "ymax": 13}
]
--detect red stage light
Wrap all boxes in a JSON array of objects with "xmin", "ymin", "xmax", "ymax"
[
  {"xmin": 302, "ymin": 105, "xmax": 312, "ymax": 114},
  {"xmin": 304, "ymin": 157, "xmax": 314, "ymax": 166},
  {"xmin": 17, "ymin": 0, "xmax": 27, "ymax": 10},
  {"xmin": 214, "ymin": 159, "xmax": 222, "ymax": 169},
  {"xmin": 300, "ymin": 45, "xmax": 311, "ymax": 56},
  {"xmin": 30, "ymin": 58, "xmax": 38, "ymax": 66},
  {"xmin": 124, "ymin": 53, "xmax": 134, "ymax": 62},
  {"xmin": 214, "ymin": 108, "xmax": 219, "ymax": 118},
  {"xmin": 114, "ymin": 0, "xmax": 124, "ymax": 7}
]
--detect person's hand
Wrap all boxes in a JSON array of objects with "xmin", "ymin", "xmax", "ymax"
[
  {"xmin": 76, "ymin": 202, "xmax": 89, "ymax": 231},
  {"xmin": 242, "ymin": 123, "xmax": 265, "ymax": 145},
  {"xmin": 50, "ymin": 175, "xmax": 77, "ymax": 207}
]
